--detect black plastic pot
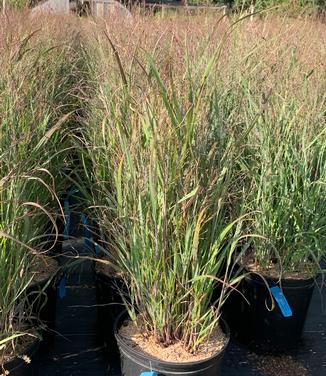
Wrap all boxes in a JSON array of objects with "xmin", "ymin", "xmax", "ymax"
[
  {"xmin": 2, "ymin": 339, "xmax": 39, "ymax": 376},
  {"xmin": 225, "ymin": 270, "xmax": 315, "ymax": 353},
  {"xmin": 114, "ymin": 311, "xmax": 230, "ymax": 376},
  {"xmin": 95, "ymin": 270, "xmax": 125, "ymax": 359}
]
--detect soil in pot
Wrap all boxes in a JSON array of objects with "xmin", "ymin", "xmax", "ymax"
[
  {"xmin": 224, "ymin": 258, "xmax": 315, "ymax": 353},
  {"xmin": 1, "ymin": 334, "xmax": 40, "ymax": 376},
  {"xmin": 95, "ymin": 260, "xmax": 125, "ymax": 360},
  {"xmin": 114, "ymin": 311, "xmax": 230, "ymax": 376}
]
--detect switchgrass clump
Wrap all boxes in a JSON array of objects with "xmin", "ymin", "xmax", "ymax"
[
  {"xmin": 0, "ymin": 13, "xmax": 83, "ymax": 363},
  {"xmin": 237, "ymin": 75, "xmax": 326, "ymax": 277},
  {"xmin": 79, "ymin": 17, "xmax": 249, "ymax": 354},
  {"xmin": 226, "ymin": 16, "xmax": 326, "ymax": 277}
]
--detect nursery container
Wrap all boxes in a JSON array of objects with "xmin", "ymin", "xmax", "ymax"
[
  {"xmin": 2, "ymin": 339, "xmax": 40, "ymax": 376},
  {"xmin": 114, "ymin": 311, "xmax": 230, "ymax": 376},
  {"xmin": 95, "ymin": 268, "xmax": 125, "ymax": 359},
  {"xmin": 225, "ymin": 270, "xmax": 315, "ymax": 353}
]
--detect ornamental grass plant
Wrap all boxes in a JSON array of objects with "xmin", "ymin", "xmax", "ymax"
[
  {"xmin": 236, "ymin": 73, "xmax": 326, "ymax": 278},
  {"xmin": 228, "ymin": 17, "xmax": 326, "ymax": 278},
  {"xmin": 0, "ymin": 13, "xmax": 82, "ymax": 364},
  {"xmin": 79, "ymin": 17, "xmax": 249, "ymax": 355}
]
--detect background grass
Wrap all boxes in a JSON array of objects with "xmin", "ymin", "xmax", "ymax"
[{"xmin": 0, "ymin": 13, "xmax": 84, "ymax": 363}]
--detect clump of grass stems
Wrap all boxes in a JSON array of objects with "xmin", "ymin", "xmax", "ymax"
[
  {"xmin": 78, "ymin": 19, "xmax": 249, "ymax": 353},
  {"xmin": 0, "ymin": 13, "xmax": 84, "ymax": 363},
  {"xmin": 229, "ymin": 24, "xmax": 326, "ymax": 277},
  {"xmin": 237, "ymin": 86, "xmax": 326, "ymax": 277}
]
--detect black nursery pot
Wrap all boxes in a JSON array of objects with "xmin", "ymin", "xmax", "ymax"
[
  {"xmin": 95, "ymin": 270, "xmax": 125, "ymax": 359},
  {"xmin": 3, "ymin": 339, "xmax": 40, "ymax": 376},
  {"xmin": 114, "ymin": 311, "xmax": 230, "ymax": 376},
  {"xmin": 225, "ymin": 270, "xmax": 315, "ymax": 353}
]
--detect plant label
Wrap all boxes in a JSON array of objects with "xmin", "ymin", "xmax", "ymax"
[{"xmin": 270, "ymin": 286, "xmax": 293, "ymax": 317}]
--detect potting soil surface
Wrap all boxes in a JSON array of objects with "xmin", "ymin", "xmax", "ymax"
[{"xmin": 39, "ymin": 206, "xmax": 326, "ymax": 375}]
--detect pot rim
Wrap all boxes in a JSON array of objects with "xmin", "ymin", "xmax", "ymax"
[
  {"xmin": 114, "ymin": 310, "xmax": 230, "ymax": 367},
  {"xmin": 235, "ymin": 252, "xmax": 318, "ymax": 285},
  {"xmin": 243, "ymin": 269, "xmax": 316, "ymax": 288}
]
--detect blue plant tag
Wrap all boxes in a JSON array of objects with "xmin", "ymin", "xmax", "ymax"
[
  {"xmin": 63, "ymin": 199, "xmax": 70, "ymax": 240},
  {"xmin": 270, "ymin": 286, "xmax": 293, "ymax": 317},
  {"xmin": 58, "ymin": 274, "xmax": 66, "ymax": 299},
  {"xmin": 140, "ymin": 372, "xmax": 158, "ymax": 376}
]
